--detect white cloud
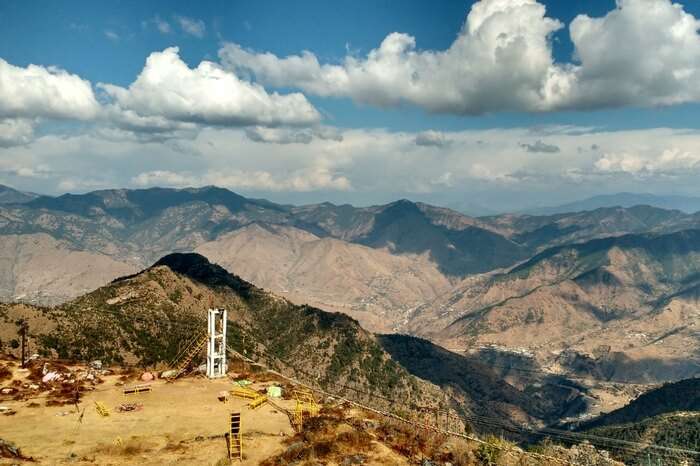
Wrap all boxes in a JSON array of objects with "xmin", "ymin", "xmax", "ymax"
[
  {"xmin": 204, "ymin": 167, "xmax": 352, "ymax": 192},
  {"xmin": 155, "ymin": 16, "xmax": 171, "ymax": 34},
  {"xmin": 144, "ymin": 16, "xmax": 171, "ymax": 34},
  {"xmin": 0, "ymin": 58, "xmax": 100, "ymax": 121},
  {"xmin": 0, "ymin": 119, "xmax": 34, "ymax": 147},
  {"xmin": 245, "ymin": 126, "xmax": 313, "ymax": 144},
  {"xmin": 313, "ymin": 126, "xmax": 344, "ymax": 142},
  {"xmin": 520, "ymin": 139, "xmax": 560, "ymax": 153},
  {"xmin": 176, "ymin": 16, "xmax": 205, "ymax": 38},
  {"xmin": 415, "ymin": 130, "xmax": 451, "ymax": 148},
  {"xmin": 567, "ymin": 0, "xmax": 700, "ymax": 108},
  {"xmin": 595, "ymin": 148, "xmax": 700, "ymax": 175},
  {"xmin": 57, "ymin": 177, "xmax": 106, "ymax": 192},
  {"xmin": 104, "ymin": 30, "xmax": 120, "ymax": 42},
  {"xmin": 131, "ymin": 170, "xmax": 196, "ymax": 187},
  {"xmin": 244, "ymin": 125, "xmax": 344, "ymax": 144},
  {"xmin": 219, "ymin": 0, "xmax": 700, "ymax": 114},
  {"xmin": 219, "ymin": 0, "xmax": 564, "ymax": 113},
  {"xmin": 5, "ymin": 125, "xmax": 700, "ymax": 209},
  {"xmin": 132, "ymin": 167, "xmax": 352, "ymax": 192},
  {"xmin": 99, "ymin": 47, "xmax": 320, "ymax": 128}
]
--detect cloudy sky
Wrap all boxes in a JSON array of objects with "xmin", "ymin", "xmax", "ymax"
[{"xmin": 2, "ymin": 0, "xmax": 700, "ymax": 212}]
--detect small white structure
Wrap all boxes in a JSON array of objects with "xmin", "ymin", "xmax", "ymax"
[{"xmin": 207, "ymin": 308, "xmax": 227, "ymax": 378}]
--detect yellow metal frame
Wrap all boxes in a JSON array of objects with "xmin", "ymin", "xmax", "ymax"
[
  {"xmin": 230, "ymin": 386, "xmax": 259, "ymax": 400},
  {"xmin": 229, "ymin": 411, "xmax": 242, "ymax": 461},
  {"xmin": 248, "ymin": 394, "xmax": 267, "ymax": 410},
  {"xmin": 94, "ymin": 401, "xmax": 110, "ymax": 417},
  {"xmin": 123, "ymin": 384, "xmax": 152, "ymax": 396},
  {"xmin": 292, "ymin": 388, "xmax": 319, "ymax": 431}
]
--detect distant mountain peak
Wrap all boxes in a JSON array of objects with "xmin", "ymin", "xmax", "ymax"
[
  {"xmin": 0, "ymin": 184, "xmax": 38, "ymax": 204},
  {"xmin": 527, "ymin": 192, "xmax": 700, "ymax": 215}
]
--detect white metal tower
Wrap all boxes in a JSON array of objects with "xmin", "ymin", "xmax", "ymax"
[{"xmin": 207, "ymin": 308, "xmax": 227, "ymax": 378}]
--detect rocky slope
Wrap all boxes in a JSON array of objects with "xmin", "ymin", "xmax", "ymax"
[
  {"xmin": 1, "ymin": 253, "xmax": 438, "ymax": 403},
  {"xmin": 409, "ymin": 230, "xmax": 700, "ymax": 383},
  {"xmin": 194, "ymin": 223, "xmax": 452, "ymax": 333},
  {"xmin": 3, "ymin": 186, "xmax": 700, "ymax": 315},
  {"xmin": 0, "ymin": 233, "xmax": 137, "ymax": 303}
]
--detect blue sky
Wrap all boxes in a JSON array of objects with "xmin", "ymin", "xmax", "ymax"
[
  {"xmin": 3, "ymin": 0, "xmax": 700, "ymax": 132},
  {"xmin": 2, "ymin": 0, "xmax": 700, "ymax": 211}
]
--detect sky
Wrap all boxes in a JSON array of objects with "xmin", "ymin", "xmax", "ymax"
[{"xmin": 2, "ymin": 0, "xmax": 700, "ymax": 212}]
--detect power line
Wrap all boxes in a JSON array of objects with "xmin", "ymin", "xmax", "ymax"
[{"xmin": 242, "ymin": 344, "xmax": 700, "ymax": 461}]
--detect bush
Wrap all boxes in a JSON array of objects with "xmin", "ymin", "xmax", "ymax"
[{"xmin": 475, "ymin": 435, "xmax": 511, "ymax": 465}]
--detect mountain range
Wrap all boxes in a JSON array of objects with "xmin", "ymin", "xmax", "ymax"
[{"xmin": 0, "ymin": 184, "xmax": 698, "ymax": 387}]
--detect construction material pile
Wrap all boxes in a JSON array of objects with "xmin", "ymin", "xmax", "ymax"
[
  {"xmin": 117, "ymin": 402, "xmax": 144, "ymax": 413},
  {"xmin": 0, "ymin": 358, "xmax": 109, "ymax": 406}
]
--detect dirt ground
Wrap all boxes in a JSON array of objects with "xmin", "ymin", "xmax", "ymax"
[{"xmin": 0, "ymin": 362, "xmax": 294, "ymax": 465}]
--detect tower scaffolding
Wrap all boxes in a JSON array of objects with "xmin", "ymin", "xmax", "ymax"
[{"xmin": 207, "ymin": 308, "xmax": 227, "ymax": 378}]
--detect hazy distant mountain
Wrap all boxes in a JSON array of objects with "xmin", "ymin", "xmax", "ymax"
[
  {"xmin": 0, "ymin": 184, "xmax": 37, "ymax": 204},
  {"xmin": 526, "ymin": 192, "xmax": 700, "ymax": 215},
  {"xmin": 442, "ymin": 199, "xmax": 499, "ymax": 217},
  {"xmin": 480, "ymin": 205, "xmax": 695, "ymax": 250}
]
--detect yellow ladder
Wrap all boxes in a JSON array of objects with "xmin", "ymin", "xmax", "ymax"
[{"xmin": 229, "ymin": 412, "xmax": 242, "ymax": 461}]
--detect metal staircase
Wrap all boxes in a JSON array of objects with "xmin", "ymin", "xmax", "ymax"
[{"xmin": 167, "ymin": 331, "xmax": 207, "ymax": 378}]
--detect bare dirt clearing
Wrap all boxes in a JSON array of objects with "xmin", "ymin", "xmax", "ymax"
[{"xmin": 1, "ymin": 360, "xmax": 293, "ymax": 465}]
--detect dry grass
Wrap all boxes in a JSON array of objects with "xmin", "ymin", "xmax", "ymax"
[
  {"xmin": 0, "ymin": 364, "xmax": 11, "ymax": 382},
  {"xmin": 259, "ymin": 408, "xmax": 375, "ymax": 466},
  {"xmin": 92, "ymin": 437, "xmax": 155, "ymax": 457}
]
